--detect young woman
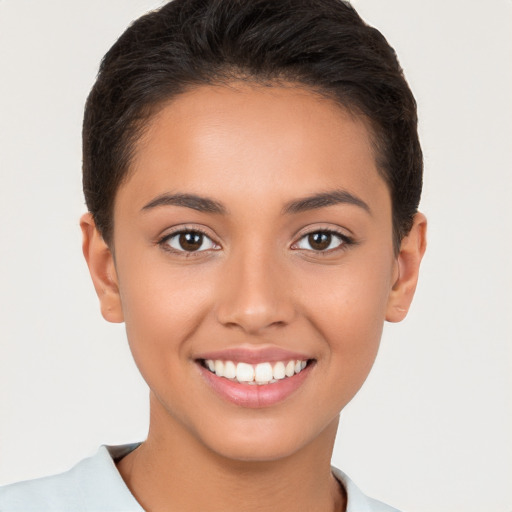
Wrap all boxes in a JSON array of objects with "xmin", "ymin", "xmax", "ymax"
[{"xmin": 0, "ymin": 1, "xmax": 426, "ymax": 510}]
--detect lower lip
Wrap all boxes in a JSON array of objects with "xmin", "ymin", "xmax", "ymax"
[{"xmin": 198, "ymin": 363, "xmax": 313, "ymax": 408}]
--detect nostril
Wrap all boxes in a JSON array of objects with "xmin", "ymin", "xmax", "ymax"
[
  {"xmin": 216, "ymin": 308, "xmax": 291, "ymax": 333},
  {"xmin": 213, "ymin": 264, "xmax": 296, "ymax": 333}
]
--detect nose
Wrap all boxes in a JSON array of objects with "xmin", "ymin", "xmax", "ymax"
[{"xmin": 214, "ymin": 247, "xmax": 296, "ymax": 335}]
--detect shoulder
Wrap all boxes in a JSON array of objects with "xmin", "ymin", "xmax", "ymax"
[
  {"xmin": 332, "ymin": 467, "xmax": 404, "ymax": 512},
  {"xmin": 0, "ymin": 444, "xmax": 143, "ymax": 511}
]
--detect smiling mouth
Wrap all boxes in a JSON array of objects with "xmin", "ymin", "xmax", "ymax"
[{"xmin": 199, "ymin": 359, "xmax": 314, "ymax": 385}]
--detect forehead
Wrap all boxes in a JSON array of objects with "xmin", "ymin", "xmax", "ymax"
[{"xmin": 118, "ymin": 83, "xmax": 389, "ymax": 216}]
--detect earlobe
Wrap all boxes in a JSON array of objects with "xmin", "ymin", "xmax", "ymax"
[
  {"xmin": 80, "ymin": 213, "xmax": 124, "ymax": 323},
  {"xmin": 385, "ymin": 212, "xmax": 427, "ymax": 323}
]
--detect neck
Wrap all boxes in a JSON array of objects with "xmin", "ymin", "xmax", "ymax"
[{"xmin": 117, "ymin": 396, "xmax": 345, "ymax": 512}]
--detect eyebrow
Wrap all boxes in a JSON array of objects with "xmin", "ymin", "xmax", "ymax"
[
  {"xmin": 283, "ymin": 189, "xmax": 371, "ymax": 215},
  {"xmin": 141, "ymin": 189, "xmax": 370, "ymax": 216},
  {"xmin": 141, "ymin": 193, "xmax": 227, "ymax": 214}
]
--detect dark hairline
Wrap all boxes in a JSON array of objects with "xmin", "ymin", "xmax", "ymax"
[{"xmin": 83, "ymin": 0, "xmax": 422, "ymax": 256}]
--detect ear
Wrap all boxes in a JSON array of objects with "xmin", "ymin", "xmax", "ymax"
[
  {"xmin": 80, "ymin": 213, "xmax": 124, "ymax": 323},
  {"xmin": 386, "ymin": 212, "xmax": 427, "ymax": 323}
]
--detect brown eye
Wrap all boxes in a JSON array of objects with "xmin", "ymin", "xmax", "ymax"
[
  {"xmin": 308, "ymin": 232, "xmax": 332, "ymax": 251},
  {"xmin": 295, "ymin": 230, "xmax": 345, "ymax": 252},
  {"xmin": 165, "ymin": 230, "xmax": 217, "ymax": 252},
  {"xmin": 179, "ymin": 232, "xmax": 203, "ymax": 251}
]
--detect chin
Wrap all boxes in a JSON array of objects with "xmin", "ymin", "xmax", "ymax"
[
  {"xmin": 194, "ymin": 413, "xmax": 337, "ymax": 464},
  {"xmin": 209, "ymin": 443, "xmax": 304, "ymax": 464},
  {"xmin": 211, "ymin": 437, "xmax": 299, "ymax": 463}
]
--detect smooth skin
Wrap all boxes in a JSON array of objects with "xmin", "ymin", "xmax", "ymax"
[{"xmin": 81, "ymin": 84, "xmax": 426, "ymax": 512}]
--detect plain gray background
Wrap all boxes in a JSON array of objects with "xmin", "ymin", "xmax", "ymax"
[{"xmin": 0, "ymin": 1, "xmax": 511, "ymax": 511}]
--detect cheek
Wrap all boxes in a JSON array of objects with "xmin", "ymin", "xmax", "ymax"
[
  {"xmin": 116, "ymin": 256, "xmax": 215, "ymax": 370},
  {"xmin": 300, "ymin": 255, "xmax": 392, "ymax": 329},
  {"xmin": 296, "ymin": 254, "xmax": 393, "ymax": 378}
]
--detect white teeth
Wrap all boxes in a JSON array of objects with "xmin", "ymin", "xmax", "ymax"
[
  {"xmin": 236, "ymin": 362, "xmax": 255, "ymax": 382},
  {"xmin": 214, "ymin": 360, "xmax": 224, "ymax": 377},
  {"xmin": 273, "ymin": 361, "xmax": 286, "ymax": 380},
  {"xmin": 224, "ymin": 360, "xmax": 237, "ymax": 379},
  {"xmin": 255, "ymin": 362, "xmax": 273, "ymax": 384},
  {"xmin": 285, "ymin": 360, "xmax": 295, "ymax": 377},
  {"xmin": 204, "ymin": 358, "xmax": 310, "ymax": 384}
]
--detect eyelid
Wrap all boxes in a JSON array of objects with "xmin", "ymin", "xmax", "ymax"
[
  {"xmin": 157, "ymin": 225, "xmax": 221, "ymax": 254},
  {"xmin": 291, "ymin": 222, "xmax": 354, "ymax": 240},
  {"xmin": 290, "ymin": 226, "xmax": 355, "ymax": 253}
]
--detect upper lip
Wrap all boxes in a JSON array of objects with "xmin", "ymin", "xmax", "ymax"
[{"xmin": 195, "ymin": 345, "xmax": 313, "ymax": 364}]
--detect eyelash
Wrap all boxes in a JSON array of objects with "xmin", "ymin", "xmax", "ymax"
[
  {"xmin": 158, "ymin": 227, "xmax": 219, "ymax": 256},
  {"xmin": 157, "ymin": 227, "xmax": 354, "ymax": 256},
  {"xmin": 291, "ymin": 229, "xmax": 354, "ymax": 255}
]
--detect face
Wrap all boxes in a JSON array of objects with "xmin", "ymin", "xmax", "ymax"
[{"xmin": 91, "ymin": 84, "xmax": 409, "ymax": 461}]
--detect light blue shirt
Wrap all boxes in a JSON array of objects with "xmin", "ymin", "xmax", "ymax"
[{"xmin": 0, "ymin": 443, "xmax": 401, "ymax": 511}]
